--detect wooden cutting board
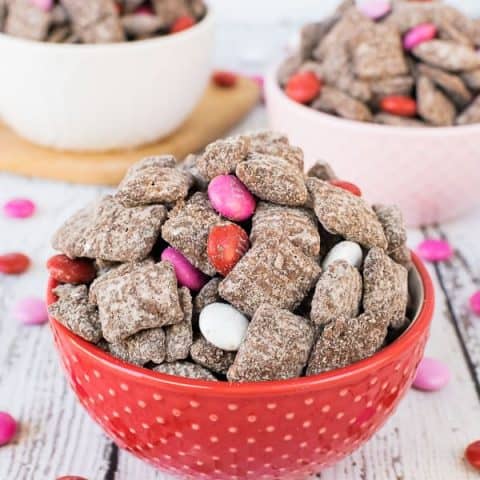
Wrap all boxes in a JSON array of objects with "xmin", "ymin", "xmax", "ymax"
[{"xmin": 0, "ymin": 76, "xmax": 260, "ymax": 186}]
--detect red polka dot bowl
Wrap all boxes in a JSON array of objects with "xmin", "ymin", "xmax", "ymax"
[{"xmin": 47, "ymin": 253, "xmax": 434, "ymax": 480}]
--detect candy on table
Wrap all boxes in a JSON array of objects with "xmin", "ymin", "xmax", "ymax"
[
  {"xmin": 190, "ymin": 335, "xmax": 235, "ymax": 374},
  {"xmin": 285, "ymin": 71, "xmax": 322, "ymax": 104},
  {"xmin": 412, "ymin": 357, "xmax": 450, "ymax": 391},
  {"xmin": 0, "ymin": 412, "xmax": 17, "ymax": 446},
  {"xmin": 3, "ymin": 198, "xmax": 36, "ymax": 219},
  {"xmin": 47, "ymin": 254, "xmax": 96, "ymax": 284},
  {"xmin": 154, "ymin": 361, "xmax": 217, "ymax": 381},
  {"xmin": 212, "ymin": 70, "xmax": 238, "ymax": 88},
  {"xmin": 466, "ymin": 441, "xmax": 480, "ymax": 471},
  {"xmin": 403, "ymin": 22, "xmax": 437, "ymax": 50},
  {"xmin": 13, "ymin": 297, "xmax": 48, "ymax": 326},
  {"xmin": 416, "ymin": 238, "xmax": 454, "ymax": 262},
  {"xmin": 199, "ymin": 302, "xmax": 249, "ymax": 352},
  {"xmin": 165, "ymin": 287, "xmax": 193, "ymax": 362},
  {"xmin": 329, "ymin": 179, "xmax": 362, "ymax": 197},
  {"xmin": 469, "ymin": 291, "xmax": 480, "ymax": 316},
  {"xmin": 322, "ymin": 241, "xmax": 363, "ymax": 270},
  {"xmin": 0, "ymin": 253, "xmax": 31, "ymax": 274}
]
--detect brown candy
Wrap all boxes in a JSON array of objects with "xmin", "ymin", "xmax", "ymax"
[
  {"xmin": 165, "ymin": 287, "xmax": 193, "ymax": 362},
  {"xmin": 5, "ymin": 0, "xmax": 51, "ymax": 41},
  {"xmin": 154, "ymin": 361, "xmax": 218, "ymax": 381},
  {"xmin": 363, "ymin": 247, "xmax": 408, "ymax": 329},
  {"xmin": 190, "ymin": 336, "xmax": 235, "ymax": 374},
  {"xmin": 236, "ymin": 154, "xmax": 308, "ymax": 207},
  {"xmin": 306, "ymin": 178, "xmax": 387, "ymax": 249},
  {"xmin": 416, "ymin": 76, "xmax": 456, "ymax": 127},
  {"xmin": 227, "ymin": 304, "xmax": 315, "ymax": 382},
  {"xmin": 219, "ymin": 236, "xmax": 320, "ymax": 317},
  {"xmin": 95, "ymin": 261, "xmax": 184, "ymax": 343},
  {"xmin": 307, "ymin": 312, "xmax": 388, "ymax": 375},
  {"xmin": 250, "ymin": 202, "xmax": 320, "ymax": 258},
  {"xmin": 49, "ymin": 284, "xmax": 102, "ymax": 343},
  {"xmin": 310, "ymin": 260, "xmax": 362, "ymax": 326}
]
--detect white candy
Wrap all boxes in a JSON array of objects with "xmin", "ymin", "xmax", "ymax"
[
  {"xmin": 322, "ymin": 241, "xmax": 363, "ymax": 270},
  {"xmin": 199, "ymin": 303, "xmax": 249, "ymax": 351}
]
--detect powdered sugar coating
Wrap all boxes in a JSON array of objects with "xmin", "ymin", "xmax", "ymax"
[
  {"xmin": 154, "ymin": 361, "xmax": 218, "ymax": 381},
  {"xmin": 416, "ymin": 76, "xmax": 455, "ymax": 127},
  {"xmin": 457, "ymin": 96, "xmax": 480, "ymax": 125},
  {"xmin": 306, "ymin": 160, "xmax": 337, "ymax": 181},
  {"xmin": 193, "ymin": 278, "xmax": 221, "ymax": 315},
  {"xmin": 165, "ymin": 287, "xmax": 193, "ymax": 362},
  {"xmin": 227, "ymin": 304, "xmax": 315, "ymax": 382},
  {"xmin": 310, "ymin": 260, "xmax": 362, "ymax": 326},
  {"xmin": 190, "ymin": 335, "xmax": 235, "ymax": 374}
]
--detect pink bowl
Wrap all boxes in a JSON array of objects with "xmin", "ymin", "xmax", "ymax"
[
  {"xmin": 265, "ymin": 68, "xmax": 480, "ymax": 227},
  {"xmin": 47, "ymin": 254, "xmax": 434, "ymax": 479}
]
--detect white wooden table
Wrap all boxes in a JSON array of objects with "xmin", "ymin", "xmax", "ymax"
[{"xmin": 1, "ymin": 10, "xmax": 480, "ymax": 480}]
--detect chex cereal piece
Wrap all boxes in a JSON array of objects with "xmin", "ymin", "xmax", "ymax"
[
  {"xmin": 181, "ymin": 154, "xmax": 208, "ymax": 192},
  {"xmin": 312, "ymin": 86, "xmax": 372, "ymax": 122},
  {"xmin": 109, "ymin": 328, "xmax": 166, "ymax": 366},
  {"xmin": 277, "ymin": 55, "xmax": 303, "ymax": 87},
  {"xmin": 306, "ymin": 160, "xmax": 337, "ymax": 181},
  {"xmin": 95, "ymin": 261, "xmax": 184, "ymax": 342},
  {"xmin": 91, "ymin": 195, "xmax": 166, "ymax": 262},
  {"xmin": 310, "ymin": 260, "xmax": 362, "ymax": 326},
  {"xmin": 190, "ymin": 335, "xmax": 235, "ymax": 374},
  {"xmin": 457, "ymin": 96, "xmax": 480, "ymax": 126},
  {"xmin": 5, "ymin": 0, "xmax": 51, "ymax": 40},
  {"xmin": 350, "ymin": 24, "xmax": 408, "ymax": 80},
  {"xmin": 373, "ymin": 204, "xmax": 412, "ymax": 269},
  {"xmin": 197, "ymin": 136, "xmax": 250, "ymax": 181},
  {"xmin": 161, "ymin": 192, "xmax": 224, "ymax": 276},
  {"xmin": 165, "ymin": 287, "xmax": 193, "ymax": 362},
  {"xmin": 218, "ymin": 236, "xmax": 321, "ymax": 317},
  {"xmin": 416, "ymin": 76, "xmax": 455, "ymax": 127},
  {"xmin": 126, "ymin": 155, "xmax": 176, "ymax": 175},
  {"xmin": 152, "ymin": 0, "xmax": 191, "ymax": 26},
  {"xmin": 374, "ymin": 113, "xmax": 427, "ymax": 127},
  {"xmin": 52, "ymin": 203, "xmax": 97, "ymax": 259},
  {"xmin": 154, "ymin": 361, "xmax": 218, "ymax": 381},
  {"xmin": 412, "ymin": 40, "xmax": 480, "ymax": 72},
  {"xmin": 47, "ymin": 26, "xmax": 71, "ymax": 43},
  {"xmin": 462, "ymin": 69, "xmax": 480, "ymax": 91},
  {"xmin": 49, "ymin": 284, "xmax": 102, "ymax": 343},
  {"xmin": 246, "ymin": 131, "xmax": 304, "ymax": 170},
  {"xmin": 417, "ymin": 64, "xmax": 472, "ymax": 108},
  {"xmin": 236, "ymin": 154, "xmax": 308, "ymax": 207},
  {"xmin": 306, "ymin": 178, "xmax": 387, "ymax": 249},
  {"xmin": 227, "ymin": 304, "xmax": 314, "ymax": 382},
  {"xmin": 250, "ymin": 202, "xmax": 320, "ymax": 258},
  {"xmin": 370, "ymin": 76, "xmax": 414, "ymax": 104},
  {"xmin": 193, "ymin": 277, "xmax": 221, "ymax": 314},
  {"xmin": 306, "ymin": 312, "xmax": 388, "ymax": 375},
  {"xmin": 363, "ymin": 247, "xmax": 408, "ymax": 329},
  {"xmin": 116, "ymin": 156, "xmax": 192, "ymax": 207}
]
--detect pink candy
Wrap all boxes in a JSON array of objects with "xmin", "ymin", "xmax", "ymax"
[
  {"xmin": 12, "ymin": 297, "xmax": 49, "ymax": 326},
  {"xmin": 416, "ymin": 238, "xmax": 453, "ymax": 262},
  {"xmin": 412, "ymin": 357, "xmax": 450, "ymax": 392},
  {"xmin": 161, "ymin": 247, "xmax": 209, "ymax": 292},
  {"xmin": 30, "ymin": 0, "xmax": 53, "ymax": 11},
  {"xmin": 403, "ymin": 23, "xmax": 437, "ymax": 51},
  {"xmin": 0, "ymin": 412, "xmax": 17, "ymax": 446},
  {"xmin": 358, "ymin": 0, "xmax": 391, "ymax": 20},
  {"xmin": 470, "ymin": 291, "xmax": 480, "ymax": 316},
  {"xmin": 3, "ymin": 198, "xmax": 36, "ymax": 219},
  {"xmin": 208, "ymin": 175, "xmax": 256, "ymax": 222}
]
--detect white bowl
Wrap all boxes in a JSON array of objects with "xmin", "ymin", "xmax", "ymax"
[
  {"xmin": 265, "ymin": 67, "xmax": 480, "ymax": 227},
  {"xmin": 0, "ymin": 10, "xmax": 214, "ymax": 151}
]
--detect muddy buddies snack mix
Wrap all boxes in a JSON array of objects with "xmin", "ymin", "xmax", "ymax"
[
  {"xmin": 48, "ymin": 131, "xmax": 414, "ymax": 382},
  {"xmin": 1, "ymin": 0, "xmax": 206, "ymax": 43},
  {"xmin": 280, "ymin": 0, "xmax": 480, "ymax": 126}
]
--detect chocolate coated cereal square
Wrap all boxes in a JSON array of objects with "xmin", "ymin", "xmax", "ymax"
[
  {"xmin": 306, "ymin": 160, "xmax": 337, "ymax": 181},
  {"xmin": 165, "ymin": 287, "xmax": 193, "ymax": 362},
  {"xmin": 416, "ymin": 75, "xmax": 456, "ymax": 127},
  {"xmin": 5, "ymin": 0, "xmax": 51, "ymax": 40},
  {"xmin": 154, "ymin": 361, "xmax": 218, "ymax": 381},
  {"xmin": 190, "ymin": 335, "xmax": 235, "ymax": 374},
  {"xmin": 109, "ymin": 328, "xmax": 166, "ymax": 365},
  {"xmin": 193, "ymin": 277, "xmax": 221, "ymax": 315}
]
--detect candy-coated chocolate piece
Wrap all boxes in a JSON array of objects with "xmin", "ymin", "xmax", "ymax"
[
  {"xmin": 403, "ymin": 23, "xmax": 437, "ymax": 51},
  {"xmin": 199, "ymin": 302, "xmax": 249, "ymax": 351},
  {"xmin": 470, "ymin": 290, "xmax": 480, "ymax": 316},
  {"xmin": 170, "ymin": 15, "xmax": 196, "ymax": 33},
  {"xmin": 3, "ymin": 198, "xmax": 36, "ymax": 218},
  {"xmin": 13, "ymin": 297, "xmax": 49, "ymax": 325},
  {"xmin": 466, "ymin": 441, "xmax": 480, "ymax": 470},
  {"xmin": 31, "ymin": 0, "xmax": 53, "ymax": 11},
  {"xmin": 330, "ymin": 179, "xmax": 362, "ymax": 197},
  {"xmin": 380, "ymin": 96, "xmax": 417, "ymax": 117},
  {"xmin": 358, "ymin": 0, "xmax": 391, "ymax": 20},
  {"xmin": 285, "ymin": 71, "xmax": 321, "ymax": 104},
  {"xmin": 161, "ymin": 246, "xmax": 209, "ymax": 291},
  {"xmin": 322, "ymin": 241, "xmax": 363, "ymax": 270},
  {"xmin": 212, "ymin": 70, "xmax": 238, "ymax": 88},
  {"xmin": 47, "ymin": 255, "xmax": 96, "ymax": 284},
  {"xmin": 207, "ymin": 224, "xmax": 250, "ymax": 276},
  {"xmin": 0, "ymin": 412, "xmax": 17, "ymax": 446},
  {"xmin": 0, "ymin": 253, "xmax": 30, "ymax": 274},
  {"xmin": 412, "ymin": 357, "xmax": 450, "ymax": 391},
  {"xmin": 416, "ymin": 238, "xmax": 453, "ymax": 262},
  {"xmin": 208, "ymin": 174, "xmax": 256, "ymax": 221}
]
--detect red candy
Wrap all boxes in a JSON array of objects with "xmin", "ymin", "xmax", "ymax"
[
  {"xmin": 47, "ymin": 255, "xmax": 96, "ymax": 284},
  {"xmin": 380, "ymin": 96, "xmax": 417, "ymax": 117},
  {"xmin": 466, "ymin": 441, "xmax": 480, "ymax": 470},
  {"xmin": 212, "ymin": 70, "xmax": 238, "ymax": 88},
  {"xmin": 170, "ymin": 15, "xmax": 196, "ymax": 33},
  {"xmin": 330, "ymin": 180, "xmax": 362, "ymax": 197},
  {"xmin": 207, "ymin": 224, "xmax": 250, "ymax": 277},
  {"xmin": 0, "ymin": 253, "xmax": 30, "ymax": 274},
  {"xmin": 285, "ymin": 72, "xmax": 321, "ymax": 104}
]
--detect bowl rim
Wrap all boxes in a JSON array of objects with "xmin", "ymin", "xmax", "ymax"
[
  {"xmin": 0, "ymin": 7, "xmax": 214, "ymax": 51},
  {"xmin": 47, "ymin": 252, "xmax": 434, "ymax": 396},
  {"xmin": 265, "ymin": 64, "xmax": 480, "ymax": 136}
]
